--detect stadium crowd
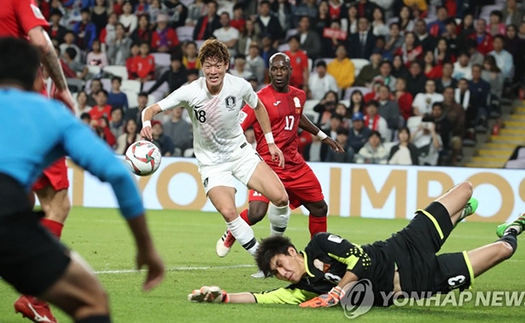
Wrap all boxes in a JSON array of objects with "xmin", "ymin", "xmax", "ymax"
[{"xmin": 39, "ymin": 0, "xmax": 522, "ymax": 166}]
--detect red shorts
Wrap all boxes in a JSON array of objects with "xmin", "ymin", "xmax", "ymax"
[
  {"xmin": 32, "ymin": 158, "xmax": 70, "ymax": 191},
  {"xmin": 248, "ymin": 168, "xmax": 324, "ymax": 209}
]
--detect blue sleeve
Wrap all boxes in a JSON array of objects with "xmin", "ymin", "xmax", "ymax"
[{"xmin": 61, "ymin": 118, "xmax": 145, "ymax": 219}]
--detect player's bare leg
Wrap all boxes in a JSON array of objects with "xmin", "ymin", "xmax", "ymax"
[
  {"xmin": 303, "ymin": 200, "xmax": 328, "ymax": 238},
  {"xmin": 433, "ymin": 181, "xmax": 476, "ymax": 226},
  {"xmin": 209, "ymin": 186, "xmax": 259, "ymax": 256},
  {"xmin": 36, "ymin": 187, "xmax": 71, "ymax": 238}
]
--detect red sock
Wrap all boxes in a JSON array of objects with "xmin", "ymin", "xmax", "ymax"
[
  {"xmin": 239, "ymin": 209, "xmax": 252, "ymax": 226},
  {"xmin": 40, "ymin": 218, "xmax": 63, "ymax": 239},
  {"xmin": 309, "ymin": 215, "xmax": 327, "ymax": 238}
]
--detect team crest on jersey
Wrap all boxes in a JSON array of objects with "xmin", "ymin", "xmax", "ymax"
[
  {"xmin": 225, "ymin": 96, "xmax": 236, "ymax": 111},
  {"xmin": 313, "ymin": 259, "xmax": 331, "ymax": 273},
  {"xmin": 293, "ymin": 97, "xmax": 302, "ymax": 114}
]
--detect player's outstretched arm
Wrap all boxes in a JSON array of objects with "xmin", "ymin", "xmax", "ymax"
[
  {"xmin": 299, "ymin": 115, "xmax": 344, "ymax": 153},
  {"xmin": 141, "ymin": 103, "xmax": 163, "ymax": 140},
  {"xmin": 188, "ymin": 286, "xmax": 256, "ymax": 303},
  {"xmin": 299, "ymin": 271, "xmax": 357, "ymax": 308},
  {"xmin": 253, "ymin": 99, "xmax": 285, "ymax": 167}
]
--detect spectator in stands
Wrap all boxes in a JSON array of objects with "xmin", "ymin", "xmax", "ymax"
[
  {"xmin": 327, "ymin": 128, "xmax": 355, "ymax": 163},
  {"xmin": 489, "ymin": 35, "xmax": 514, "ymax": 80},
  {"xmin": 414, "ymin": 19, "xmax": 436, "ymax": 52},
  {"xmin": 151, "ymin": 13, "xmax": 180, "ymax": 53},
  {"xmin": 385, "ymin": 22, "xmax": 404, "ymax": 55},
  {"xmin": 236, "ymin": 19, "xmax": 260, "ymax": 56},
  {"xmin": 373, "ymin": 60, "xmax": 397, "ymax": 91},
  {"xmin": 391, "ymin": 54, "xmax": 408, "ymax": 78},
  {"xmin": 63, "ymin": 47, "xmax": 89, "ymax": 80},
  {"xmin": 354, "ymin": 52, "xmax": 381, "ymax": 87},
  {"xmin": 342, "ymin": 4, "xmax": 358, "ymax": 35},
  {"xmin": 323, "ymin": 114, "xmax": 343, "ymax": 144},
  {"xmin": 60, "ymin": 31, "xmax": 82, "ymax": 63},
  {"xmin": 364, "ymin": 80, "xmax": 382, "ymax": 102},
  {"xmin": 469, "ymin": 64, "xmax": 491, "ymax": 132},
  {"xmin": 315, "ymin": 0, "xmax": 333, "ymax": 36},
  {"xmin": 151, "ymin": 120, "xmax": 176, "ymax": 156},
  {"xmin": 442, "ymin": 19, "xmax": 459, "ymax": 55},
  {"xmin": 303, "ymin": 136, "xmax": 327, "ymax": 162},
  {"xmin": 452, "ymin": 51, "xmax": 472, "ymax": 80},
  {"xmin": 377, "ymin": 85, "xmax": 400, "ymax": 135},
  {"xmin": 505, "ymin": 24, "xmax": 524, "ymax": 84},
  {"xmin": 186, "ymin": 0, "xmax": 206, "ymax": 26},
  {"xmin": 364, "ymin": 100, "xmax": 390, "ymax": 141},
  {"xmin": 345, "ymin": 92, "xmax": 364, "ymax": 117},
  {"xmin": 74, "ymin": 8, "xmax": 97, "ymax": 51},
  {"xmin": 459, "ymin": 12, "xmax": 475, "ymax": 40},
  {"xmin": 107, "ymin": 23, "xmax": 133, "ymax": 66},
  {"xmin": 482, "ymin": 55, "xmax": 504, "ymax": 103},
  {"xmin": 109, "ymin": 107, "xmax": 125, "ymax": 139},
  {"xmin": 115, "ymin": 118, "xmax": 141, "ymax": 154},
  {"xmin": 314, "ymin": 90, "xmax": 339, "ymax": 128},
  {"xmin": 91, "ymin": 0, "xmax": 109, "ymax": 38},
  {"xmin": 213, "ymin": 12, "xmax": 240, "ymax": 56},
  {"xmin": 148, "ymin": 54, "xmax": 188, "ymax": 94},
  {"xmin": 163, "ymin": 107, "xmax": 193, "ymax": 154},
  {"xmin": 435, "ymin": 61, "xmax": 457, "ymax": 93},
  {"xmin": 442, "ymin": 86, "xmax": 465, "ymax": 165},
  {"xmin": 100, "ymin": 12, "xmax": 118, "ymax": 45},
  {"xmin": 405, "ymin": 61, "xmax": 427, "ymax": 97},
  {"xmin": 397, "ymin": 6, "xmax": 415, "ymax": 33},
  {"xmin": 372, "ymin": 36, "xmax": 393, "ymax": 61},
  {"xmin": 296, "ymin": 16, "xmax": 322, "ymax": 60},
  {"xmin": 272, "ymin": 0, "xmax": 292, "ymax": 34},
  {"xmin": 455, "ymin": 78, "xmax": 470, "ymax": 111},
  {"xmin": 260, "ymin": 34, "xmax": 278, "ymax": 70},
  {"xmin": 356, "ymin": 130, "xmax": 388, "ymax": 164},
  {"xmin": 469, "ymin": 19, "xmax": 493, "ymax": 55},
  {"xmin": 487, "ymin": 10, "xmax": 506, "ymax": 36},
  {"xmin": 430, "ymin": 102, "xmax": 452, "ymax": 164},
  {"xmin": 411, "ymin": 116, "xmax": 442, "ymax": 166},
  {"xmin": 80, "ymin": 112, "xmax": 92, "ymax": 126},
  {"xmin": 112, "ymin": 0, "xmax": 125, "ymax": 15},
  {"xmin": 394, "ymin": 77, "xmax": 413, "ymax": 121},
  {"xmin": 164, "ymin": 0, "xmax": 188, "ymax": 29},
  {"xmin": 184, "ymin": 68, "xmax": 199, "ymax": 85},
  {"xmin": 182, "ymin": 41, "xmax": 201, "ymax": 70},
  {"xmin": 230, "ymin": 54, "xmax": 254, "ymax": 80},
  {"xmin": 348, "ymin": 18, "xmax": 377, "ymax": 59},
  {"xmin": 466, "ymin": 38, "xmax": 484, "ymax": 66},
  {"xmin": 89, "ymin": 90, "xmax": 113, "ymax": 121},
  {"xmin": 388, "ymin": 127, "xmax": 419, "ymax": 165},
  {"xmin": 309, "ymin": 60, "xmax": 339, "ymax": 100},
  {"xmin": 87, "ymin": 78, "xmax": 103, "ymax": 107},
  {"xmin": 348, "ymin": 111, "xmax": 371, "ymax": 153},
  {"xmin": 107, "ymin": 76, "xmax": 129, "ymax": 110},
  {"xmin": 246, "ymin": 43, "xmax": 265, "ymax": 84},
  {"xmin": 371, "ymin": 7, "xmax": 389, "ymax": 36},
  {"xmin": 436, "ymin": 37, "xmax": 455, "ymax": 64},
  {"xmin": 247, "ymin": 75, "xmax": 259, "ymax": 91},
  {"xmin": 95, "ymin": 116, "xmax": 117, "ymax": 147},
  {"xmin": 395, "ymin": 31, "xmax": 422, "ymax": 65},
  {"xmin": 125, "ymin": 92, "xmax": 148, "ymax": 129},
  {"xmin": 502, "ymin": 0, "xmax": 522, "ymax": 27},
  {"xmin": 131, "ymin": 14, "xmax": 152, "ymax": 45},
  {"xmin": 327, "ymin": 0, "xmax": 344, "ymax": 22},
  {"xmin": 256, "ymin": 1, "xmax": 283, "ymax": 44},
  {"xmin": 326, "ymin": 44, "xmax": 355, "ymax": 95},
  {"xmin": 75, "ymin": 90, "xmax": 92, "ymax": 117},
  {"xmin": 134, "ymin": 0, "xmax": 149, "ymax": 15},
  {"xmin": 422, "ymin": 50, "xmax": 442, "ymax": 79},
  {"xmin": 412, "ymin": 79, "xmax": 444, "ymax": 116},
  {"xmin": 231, "ymin": 4, "xmax": 246, "ymax": 33},
  {"xmin": 285, "ymin": 36, "xmax": 310, "ymax": 90},
  {"xmin": 402, "ymin": 0, "xmax": 427, "ymax": 16},
  {"xmin": 119, "ymin": 1, "xmax": 138, "ymax": 36},
  {"xmin": 335, "ymin": 102, "xmax": 351, "ymax": 129},
  {"xmin": 355, "ymin": 0, "xmax": 378, "ymax": 21},
  {"xmin": 126, "ymin": 43, "xmax": 140, "ymax": 80},
  {"xmin": 87, "ymin": 39, "xmax": 108, "ymax": 68},
  {"xmin": 49, "ymin": 10, "xmax": 67, "ymax": 43},
  {"xmin": 133, "ymin": 42, "xmax": 156, "ymax": 83},
  {"xmin": 193, "ymin": 0, "xmax": 221, "ymax": 41},
  {"xmin": 428, "ymin": 6, "xmax": 448, "ymax": 37},
  {"xmin": 292, "ymin": 0, "xmax": 318, "ymax": 28},
  {"xmin": 320, "ymin": 20, "xmax": 346, "ymax": 59}
]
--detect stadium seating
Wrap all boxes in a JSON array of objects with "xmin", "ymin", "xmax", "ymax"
[
  {"xmin": 103, "ymin": 65, "xmax": 128, "ymax": 80},
  {"xmin": 124, "ymin": 90, "xmax": 138, "ymax": 107},
  {"xmin": 86, "ymin": 65, "xmax": 101, "ymax": 77},
  {"xmin": 350, "ymin": 59, "xmax": 370, "ymax": 77},
  {"xmin": 152, "ymin": 52, "xmax": 171, "ymax": 67},
  {"xmin": 176, "ymin": 26, "xmax": 195, "ymax": 42},
  {"xmin": 342, "ymin": 86, "xmax": 371, "ymax": 101},
  {"xmin": 120, "ymin": 80, "xmax": 142, "ymax": 93}
]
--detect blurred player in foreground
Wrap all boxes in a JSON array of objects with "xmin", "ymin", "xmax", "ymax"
[
  {"xmin": 141, "ymin": 39, "xmax": 289, "ymax": 259},
  {"xmin": 0, "ymin": 37, "xmax": 164, "ymax": 323},
  {"xmin": 0, "ymin": 1, "xmax": 77, "ymax": 319},
  {"xmin": 216, "ymin": 53, "xmax": 344, "ymax": 268},
  {"xmin": 191, "ymin": 181, "xmax": 523, "ymax": 308}
]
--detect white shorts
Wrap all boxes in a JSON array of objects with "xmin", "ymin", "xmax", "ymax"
[{"xmin": 199, "ymin": 142, "xmax": 262, "ymax": 194}]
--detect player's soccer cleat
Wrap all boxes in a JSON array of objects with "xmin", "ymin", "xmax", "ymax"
[
  {"xmin": 250, "ymin": 270, "xmax": 265, "ymax": 278},
  {"xmin": 14, "ymin": 295, "xmax": 58, "ymax": 323},
  {"xmin": 216, "ymin": 230, "xmax": 236, "ymax": 257},
  {"xmin": 496, "ymin": 213, "xmax": 525, "ymax": 238},
  {"xmin": 188, "ymin": 286, "xmax": 227, "ymax": 303},
  {"xmin": 455, "ymin": 198, "xmax": 478, "ymax": 227}
]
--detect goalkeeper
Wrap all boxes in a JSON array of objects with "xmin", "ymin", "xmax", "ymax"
[{"xmin": 189, "ymin": 181, "xmax": 523, "ymax": 308}]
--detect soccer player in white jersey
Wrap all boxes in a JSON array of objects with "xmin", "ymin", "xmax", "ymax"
[{"xmin": 141, "ymin": 39, "xmax": 289, "ymax": 258}]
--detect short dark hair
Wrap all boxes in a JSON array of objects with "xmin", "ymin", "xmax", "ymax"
[
  {"xmin": 187, "ymin": 68, "xmax": 199, "ymax": 76},
  {"xmin": 255, "ymin": 236, "xmax": 296, "ymax": 277},
  {"xmin": 80, "ymin": 112, "xmax": 91, "ymax": 120},
  {"xmin": 65, "ymin": 47, "xmax": 77, "ymax": 60},
  {"xmin": 369, "ymin": 130, "xmax": 382, "ymax": 139},
  {"xmin": 96, "ymin": 89, "xmax": 108, "ymax": 96},
  {"xmin": 432, "ymin": 102, "xmax": 443, "ymax": 110},
  {"xmin": 138, "ymin": 91, "xmax": 148, "ymax": 98},
  {"xmin": 336, "ymin": 127, "xmax": 348, "ymax": 136},
  {"xmin": 80, "ymin": 8, "xmax": 91, "ymax": 14},
  {"xmin": 366, "ymin": 100, "xmax": 379, "ymax": 109},
  {"xmin": 0, "ymin": 37, "xmax": 40, "ymax": 91},
  {"xmin": 493, "ymin": 34, "xmax": 506, "ymax": 43},
  {"xmin": 111, "ymin": 76, "xmax": 122, "ymax": 83}
]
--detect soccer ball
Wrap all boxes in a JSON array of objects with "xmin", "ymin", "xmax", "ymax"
[{"xmin": 125, "ymin": 141, "xmax": 162, "ymax": 176}]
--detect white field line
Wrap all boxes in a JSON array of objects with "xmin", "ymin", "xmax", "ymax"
[{"xmin": 94, "ymin": 264, "xmax": 255, "ymax": 275}]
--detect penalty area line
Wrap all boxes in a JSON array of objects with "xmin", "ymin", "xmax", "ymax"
[{"xmin": 94, "ymin": 264, "xmax": 256, "ymax": 275}]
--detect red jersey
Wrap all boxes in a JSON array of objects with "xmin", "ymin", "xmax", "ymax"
[
  {"xmin": 0, "ymin": 0, "xmax": 49, "ymax": 38},
  {"xmin": 241, "ymin": 85, "xmax": 309, "ymax": 180},
  {"xmin": 135, "ymin": 54, "xmax": 156, "ymax": 79},
  {"xmin": 284, "ymin": 50, "xmax": 309, "ymax": 88},
  {"xmin": 89, "ymin": 105, "xmax": 112, "ymax": 121}
]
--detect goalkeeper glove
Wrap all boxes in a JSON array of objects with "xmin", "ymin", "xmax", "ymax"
[
  {"xmin": 299, "ymin": 286, "xmax": 345, "ymax": 308},
  {"xmin": 188, "ymin": 286, "xmax": 229, "ymax": 303}
]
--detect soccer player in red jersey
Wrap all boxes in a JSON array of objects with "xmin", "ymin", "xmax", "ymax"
[
  {"xmin": 216, "ymin": 53, "xmax": 344, "ymax": 267},
  {"xmin": 0, "ymin": 0, "xmax": 76, "ymax": 321}
]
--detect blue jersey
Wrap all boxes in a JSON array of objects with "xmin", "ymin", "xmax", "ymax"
[{"xmin": 0, "ymin": 88, "xmax": 144, "ymax": 219}]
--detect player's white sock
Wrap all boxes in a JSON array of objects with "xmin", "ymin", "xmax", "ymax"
[
  {"xmin": 268, "ymin": 203, "xmax": 290, "ymax": 236},
  {"xmin": 227, "ymin": 216, "xmax": 259, "ymax": 256}
]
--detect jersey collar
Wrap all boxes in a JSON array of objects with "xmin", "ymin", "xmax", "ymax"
[{"xmin": 300, "ymin": 251, "xmax": 315, "ymax": 278}]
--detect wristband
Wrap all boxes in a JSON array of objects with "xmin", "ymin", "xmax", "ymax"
[
  {"xmin": 221, "ymin": 291, "xmax": 229, "ymax": 303},
  {"xmin": 265, "ymin": 132, "xmax": 275, "ymax": 144},
  {"xmin": 316, "ymin": 130, "xmax": 328, "ymax": 140},
  {"xmin": 143, "ymin": 120, "xmax": 152, "ymax": 128}
]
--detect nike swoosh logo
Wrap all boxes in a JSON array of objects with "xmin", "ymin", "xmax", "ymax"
[
  {"xmin": 273, "ymin": 101, "xmax": 281, "ymax": 106},
  {"xmin": 27, "ymin": 303, "xmax": 52, "ymax": 322},
  {"xmin": 194, "ymin": 105, "xmax": 203, "ymax": 110}
]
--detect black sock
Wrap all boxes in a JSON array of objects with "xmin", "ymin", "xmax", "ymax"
[
  {"xmin": 499, "ymin": 234, "xmax": 518, "ymax": 254},
  {"xmin": 75, "ymin": 315, "xmax": 111, "ymax": 323}
]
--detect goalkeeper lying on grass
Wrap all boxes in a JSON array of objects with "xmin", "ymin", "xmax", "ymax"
[{"xmin": 189, "ymin": 182, "xmax": 524, "ymax": 308}]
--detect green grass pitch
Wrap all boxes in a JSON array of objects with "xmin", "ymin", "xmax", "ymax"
[{"xmin": 1, "ymin": 207, "xmax": 525, "ymax": 323}]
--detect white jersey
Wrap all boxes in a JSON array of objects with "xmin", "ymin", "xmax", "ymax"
[{"xmin": 157, "ymin": 73, "xmax": 258, "ymax": 166}]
